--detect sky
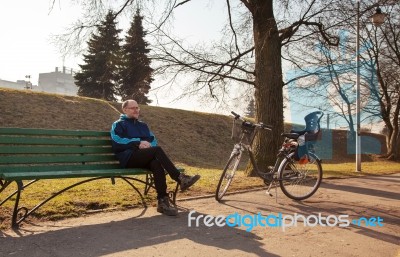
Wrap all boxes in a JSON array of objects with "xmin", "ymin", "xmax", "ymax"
[
  {"xmin": 0, "ymin": 1, "xmax": 381, "ymax": 131},
  {"xmin": 0, "ymin": 1, "xmax": 314, "ymax": 126},
  {"xmin": 0, "ymin": 0, "xmax": 236, "ymax": 114},
  {"xmin": 0, "ymin": 1, "xmax": 80, "ymax": 83}
]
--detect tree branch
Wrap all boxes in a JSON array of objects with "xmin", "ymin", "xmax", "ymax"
[{"xmin": 279, "ymin": 20, "xmax": 339, "ymax": 46}]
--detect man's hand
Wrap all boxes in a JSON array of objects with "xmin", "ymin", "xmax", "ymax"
[{"xmin": 139, "ymin": 141, "xmax": 151, "ymax": 149}]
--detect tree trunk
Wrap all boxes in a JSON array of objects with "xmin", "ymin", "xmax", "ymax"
[
  {"xmin": 397, "ymin": 132, "xmax": 400, "ymax": 159},
  {"xmin": 387, "ymin": 127, "xmax": 399, "ymax": 161},
  {"xmin": 245, "ymin": 1, "xmax": 284, "ymax": 176},
  {"xmin": 381, "ymin": 114, "xmax": 399, "ymax": 161}
]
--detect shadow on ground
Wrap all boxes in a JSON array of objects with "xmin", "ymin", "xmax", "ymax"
[
  {"xmin": 217, "ymin": 174, "xmax": 400, "ymax": 246},
  {"xmin": 0, "ymin": 209, "xmax": 278, "ymax": 257}
]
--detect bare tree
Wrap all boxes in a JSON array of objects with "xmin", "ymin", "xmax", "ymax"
[
  {"xmin": 54, "ymin": 0, "xmax": 342, "ymax": 174},
  {"xmin": 365, "ymin": 3, "xmax": 400, "ymax": 160},
  {"xmin": 149, "ymin": 0, "xmax": 341, "ymax": 174},
  {"xmin": 283, "ymin": 0, "xmax": 399, "ymax": 160}
]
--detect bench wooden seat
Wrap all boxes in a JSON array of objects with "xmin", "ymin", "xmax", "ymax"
[{"xmin": 0, "ymin": 127, "xmax": 182, "ymax": 228}]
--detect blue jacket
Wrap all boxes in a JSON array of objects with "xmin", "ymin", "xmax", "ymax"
[{"xmin": 110, "ymin": 114, "xmax": 157, "ymax": 167}]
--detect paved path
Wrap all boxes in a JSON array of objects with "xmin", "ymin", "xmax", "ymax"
[{"xmin": 1, "ymin": 174, "xmax": 399, "ymax": 257}]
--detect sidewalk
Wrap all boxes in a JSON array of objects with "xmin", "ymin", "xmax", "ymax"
[{"xmin": 1, "ymin": 174, "xmax": 399, "ymax": 257}]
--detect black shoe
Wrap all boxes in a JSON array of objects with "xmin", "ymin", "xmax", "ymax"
[
  {"xmin": 157, "ymin": 196, "xmax": 178, "ymax": 216},
  {"xmin": 179, "ymin": 174, "xmax": 200, "ymax": 191}
]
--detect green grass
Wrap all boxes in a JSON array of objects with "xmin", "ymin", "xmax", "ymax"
[{"xmin": 322, "ymin": 161, "xmax": 400, "ymax": 177}]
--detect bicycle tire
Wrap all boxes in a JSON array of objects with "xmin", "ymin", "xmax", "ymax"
[
  {"xmin": 215, "ymin": 153, "xmax": 241, "ymax": 201},
  {"xmin": 278, "ymin": 152, "xmax": 322, "ymax": 200}
]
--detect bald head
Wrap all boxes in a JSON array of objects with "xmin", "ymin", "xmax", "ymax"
[
  {"xmin": 122, "ymin": 100, "xmax": 138, "ymax": 109},
  {"xmin": 122, "ymin": 100, "xmax": 140, "ymax": 119}
]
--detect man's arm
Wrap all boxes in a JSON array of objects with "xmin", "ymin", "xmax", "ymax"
[
  {"xmin": 149, "ymin": 130, "xmax": 158, "ymax": 147},
  {"xmin": 110, "ymin": 122, "xmax": 141, "ymax": 152}
]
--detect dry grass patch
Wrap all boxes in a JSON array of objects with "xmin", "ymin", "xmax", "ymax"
[{"xmin": 322, "ymin": 161, "xmax": 400, "ymax": 178}]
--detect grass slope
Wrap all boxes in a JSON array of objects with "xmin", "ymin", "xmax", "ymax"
[{"xmin": 0, "ymin": 88, "xmax": 389, "ymax": 166}]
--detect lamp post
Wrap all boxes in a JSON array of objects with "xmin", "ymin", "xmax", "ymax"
[
  {"xmin": 355, "ymin": 1, "xmax": 387, "ymax": 172},
  {"xmin": 24, "ymin": 75, "xmax": 32, "ymax": 90}
]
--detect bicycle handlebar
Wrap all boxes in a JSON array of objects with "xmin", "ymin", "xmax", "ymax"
[{"xmin": 231, "ymin": 111, "xmax": 272, "ymax": 131}]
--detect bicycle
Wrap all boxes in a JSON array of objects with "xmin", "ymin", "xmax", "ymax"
[{"xmin": 215, "ymin": 111, "xmax": 324, "ymax": 202}]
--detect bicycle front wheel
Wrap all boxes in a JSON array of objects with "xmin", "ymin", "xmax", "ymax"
[
  {"xmin": 278, "ymin": 152, "xmax": 322, "ymax": 200},
  {"xmin": 215, "ymin": 153, "xmax": 241, "ymax": 201}
]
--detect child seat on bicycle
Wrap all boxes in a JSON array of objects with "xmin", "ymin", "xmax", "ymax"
[
  {"xmin": 290, "ymin": 111, "xmax": 324, "ymax": 141},
  {"xmin": 285, "ymin": 111, "xmax": 324, "ymax": 162}
]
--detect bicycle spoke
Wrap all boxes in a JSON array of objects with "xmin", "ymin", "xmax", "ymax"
[
  {"xmin": 215, "ymin": 153, "xmax": 241, "ymax": 201},
  {"xmin": 279, "ymin": 152, "xmax": 322, "ymax": 200}
]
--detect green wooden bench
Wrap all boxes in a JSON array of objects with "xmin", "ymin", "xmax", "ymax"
[{"xmin": 0, "ymin": 127, "xmax": 182, "ymax": 228}]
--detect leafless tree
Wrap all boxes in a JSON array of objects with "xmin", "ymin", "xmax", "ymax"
[
  {"xmin": 365, "ymin": 3, "xmax": 400, "ymax": 160},
  {"xmin": 54, "ymin": 0, "xmax": 343, "ymax": 174},
  {"xmin": 284, "ymin": 0, "xmax": 399, "ymax": 160}
]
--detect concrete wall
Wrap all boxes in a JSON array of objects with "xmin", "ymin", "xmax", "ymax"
[
  {"xmin": 0, "ymin": 79, "xmax": 28, "ymax": 90},
  {"xmin": 1, "ymin": 67, "xmax": 78, "ymax": 96}
]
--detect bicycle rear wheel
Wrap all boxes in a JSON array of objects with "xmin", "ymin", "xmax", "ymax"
[
  {"xmin": 278, "ymin": 152, "xmax": 322, "ymax": 200},
  {"xmin": 215, "ymin": 153, "xmax": 241, "ymax": 201}
]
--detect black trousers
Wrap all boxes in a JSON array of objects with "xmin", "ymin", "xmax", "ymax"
[{"xmin": 126, "ymin": 146, "xmax": 180, "ymax": 199}]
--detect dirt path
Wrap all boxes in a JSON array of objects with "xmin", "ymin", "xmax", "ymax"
[{"xmin": 1, "ymin": 174, "xmax": 399, "ymax": 257}]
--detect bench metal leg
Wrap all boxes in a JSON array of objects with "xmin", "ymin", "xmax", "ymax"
[
  {"xmin": 10, "ymin": 177, "xmax": 141, "ymax": 227},
  {"xmin": 143, "ymin": 173, "xmax": 154, "ymax": 195},
  {"xmin": 1, "ymin": 179, "xmax": 38, "ymax": 207},
  {"xmin": 0, "ymin": 179, "xmax": 12, "ymax": 199},
  {"xmin": 168, "ymin": 183, "xmax": 180, "ymax": 206},
  {"xmin": 143, "ymin": 172, "xmax": 179, "ymax": 205},
  {"xmin": 121, "ymin": 175, "xmax": 179, "ymax": 206},
  {"xmin": 120, "ymin": 177, "xmax": 147, "ymax": 208},
  {"xmin": 5, "ymin": 175, "xmax": 181, "ymax": 228},
  {"xmin": 11, "ymin": 181, "xmax": 25, "ymax": 228},
  {"xmin": 11, "ymin": 178, "xmax": 107, "ymax": 227},
  {"xmin": 0, "ymin": 178, "xmax": 10, "ymax": 193}
]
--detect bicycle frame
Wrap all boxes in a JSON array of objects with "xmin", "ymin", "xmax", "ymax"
[{"xmin": 233, "ymin": 140, "xmax": 293, "ymax": 183}]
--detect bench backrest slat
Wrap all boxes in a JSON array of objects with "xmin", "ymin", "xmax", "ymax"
[
  {"xmin": 0, "ymin": 136, "xmax": 110, "ymax": 146},
  {"xmin": 0, "ymin": 154, "xmax": 117, "ymax": 165},
  {"xmin": 0, "ymin": 146, "xmax": 113, "ymax": 154},
  {"xmin": 1, "ymin": 163, "xmax": 121, "ymax": 173},
  {"xmin": 0, "ymin": 128, "xmax": 109, "ymax": 137}
]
